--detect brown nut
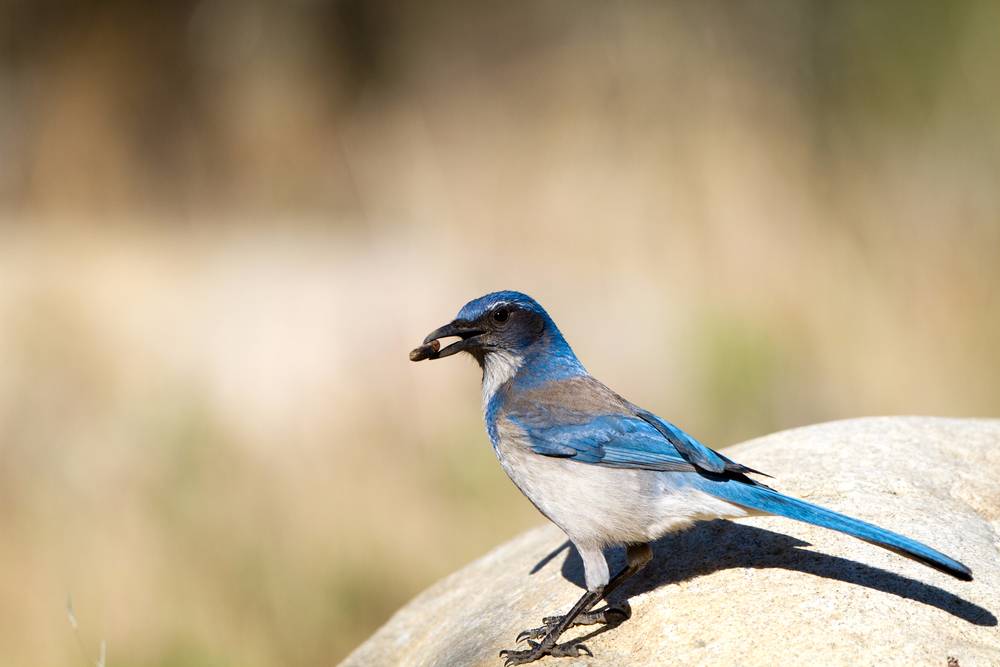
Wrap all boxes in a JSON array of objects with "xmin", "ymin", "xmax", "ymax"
[{"xmin": 409, "ymin": 340, "xmax": 440, "ymax": 362}]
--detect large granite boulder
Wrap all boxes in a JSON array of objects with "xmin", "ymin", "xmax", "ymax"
[{"xmin": 342, "ymin": 417, "xmax": 1000, "ymax": 666}]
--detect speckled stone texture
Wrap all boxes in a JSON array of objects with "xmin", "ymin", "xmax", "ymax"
[{"xmin": 341, "ymin": 417, "xmax": 1000, "ymax": 667}]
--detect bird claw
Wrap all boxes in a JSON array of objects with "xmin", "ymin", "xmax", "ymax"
[
  {"xmin": 500, "ymin": 641, "xmax": 540, "ymax": 666},
  {"xmin": 508, "ymin": 602, "xmax": 629, "ymax": 660},
  {"xmin": 514, "ymin": 613, "xmax": 563, "ymax": 644},
  {"xmin": 588, "ymin": 602, "xmax": 631, "ymax": 626},
  {"xmin": 515, "ymin": 627, "xmax": 547, "ymax": 643},
  {"xmin": 500, "ymin": 640, "xmax": 591, "ymax": 665},
  {"xmin": 527, "ymin": 603, "xmax": 629, "ymax": 638},
  {"xmin": 552, "ymin": 642, "xmax": 592, "ymax": 658}
]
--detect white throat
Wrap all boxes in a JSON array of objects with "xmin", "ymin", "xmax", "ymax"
[{"xmin": 481, "ymin": 350, "xmax": 523, "ymax": 410}]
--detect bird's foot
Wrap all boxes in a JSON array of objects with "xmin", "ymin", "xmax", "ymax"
[
  {"xmin": 514, "ymin": 602, "xmax": 631, "ymax": 643},
  {"xmin": 500, "ymin": 640, "xmax": 592, "ymax": 666}
]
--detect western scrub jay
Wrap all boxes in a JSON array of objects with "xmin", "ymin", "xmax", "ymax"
[{"xmin": 410, "ymin": 290, "xmax": 972, "ymax": 665}]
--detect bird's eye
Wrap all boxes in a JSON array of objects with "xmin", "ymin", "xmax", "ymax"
[{"xmin": 491, "ymin": 307, "xmax": 510, "ymax": 324}]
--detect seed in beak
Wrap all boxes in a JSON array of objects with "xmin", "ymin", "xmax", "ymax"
[{"xmin": 409, "ymin": 340, "xmax": 441, "ymax": 362}]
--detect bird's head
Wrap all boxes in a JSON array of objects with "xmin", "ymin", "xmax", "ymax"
[{"xmin": 411, "ymin": 291, "xmax": 583, "ymax": 381}]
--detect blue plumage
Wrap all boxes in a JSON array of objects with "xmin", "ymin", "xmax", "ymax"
[
  {"xmin": 514, "ymin": 414, "xmax": 700, "ymax": 472},
  {"xmin": 414, "ymin": 291, "xmax": 973, "ymax": 665},
  {"xmin": 498, "ymin": 372, "xmax": 970, "ymax": 581},
  {"xmin": 694, "ymin": 477, "xmax": 972, "ymax": 579}
]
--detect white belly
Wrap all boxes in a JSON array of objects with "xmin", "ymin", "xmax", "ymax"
[{"xmin": 494, "ymin": 429, "xmax": 751, "ymax": 550}]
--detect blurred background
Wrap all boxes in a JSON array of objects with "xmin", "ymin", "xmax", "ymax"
[{"xmin": 1, "ymin": 1, "xmax": 999, "ymax": 664}]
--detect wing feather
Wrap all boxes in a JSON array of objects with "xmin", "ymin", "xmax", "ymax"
[{"xmin": 505, "ymin": 376, "xmax": 769, "ymax": 478}]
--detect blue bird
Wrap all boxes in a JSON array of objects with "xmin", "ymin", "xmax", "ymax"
[{"xmin": 411, "ymin": 290, "xmax": 972, "ymax": 665}]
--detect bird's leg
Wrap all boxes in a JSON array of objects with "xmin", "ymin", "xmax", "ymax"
[
  {"xmin": 552, "ymin": 542, "xmax": 652, "ymax": 627},
  {"xmin": 503, "ymin": 543, "xmax": 653, "ymax": 664},
  {"xmin": 500, "ymin": 587, "xmax": 601, "ymax": 665},
  {"xmin": 540, "ymin": 600, "xmax": 631, "ymax": 630},
  {"xmin": 517, "ymin": 543, "xmax": 652, "ymax": 641}
]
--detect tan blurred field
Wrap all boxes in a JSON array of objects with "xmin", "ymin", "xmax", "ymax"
[{"xmin": 1, "ymin": 2, "xmax": 999, "ymax": 665}]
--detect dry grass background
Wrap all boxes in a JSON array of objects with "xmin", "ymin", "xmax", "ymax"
[{"xmin": 1, "ymin": 2, "xmax": 998, "ymax": 665}]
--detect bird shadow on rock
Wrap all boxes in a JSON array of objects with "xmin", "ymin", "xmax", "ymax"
[{"xmin": 530, "ymin": 519, "xmax": 996, "ymax": 628}]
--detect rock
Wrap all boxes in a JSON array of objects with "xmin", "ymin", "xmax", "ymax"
[{"xmin": 341, "ymin": 417, "xmax": 1000, "ymax": 667}]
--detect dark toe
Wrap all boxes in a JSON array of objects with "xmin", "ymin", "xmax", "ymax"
[
  {"xmin": 515, "ymin": 627, "xmax": 547, "ymax": 643},
  {"xmin": 550, "ymin": 642, "xmax": 592, "ymax": 658},
  {"xmin": 500, "ymin": 641, "xmax": 539, "ymax": 666}
]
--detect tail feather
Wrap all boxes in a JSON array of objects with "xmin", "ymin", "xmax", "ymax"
[{"xmin": 700, "ymin": 478, "xmax": 973, "ymax": 581}]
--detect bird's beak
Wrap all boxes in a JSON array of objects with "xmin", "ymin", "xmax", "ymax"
[{"xmin": 410, "ymin": 319, "xmax": 485, "ymax": 361}]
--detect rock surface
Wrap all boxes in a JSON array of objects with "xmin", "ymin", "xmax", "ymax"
[{"xmin": 342, "ymin": 417, "xmax": 1000, "ymax": 667}]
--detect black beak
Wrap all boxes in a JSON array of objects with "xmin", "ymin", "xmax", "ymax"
[{"xmin": 410, "ymin": 319, "xmax": 485, "ymax": 361}]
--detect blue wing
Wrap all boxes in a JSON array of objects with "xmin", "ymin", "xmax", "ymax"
[
  {"xmin": 503, "ymin": 375, "xmax": 768, "ymax": 477},
  {"xmin": 518, "ymin": 411, "xmax": 766, "ymax": 476},
  {"xmin": 633, "ymin": 410, "xmax": 730, "ymax": 473},
  {"xmin": 633, "ymin": 410, "xmax": 766, "ymax": 476},
  {"xmin": 515, "ymin": 413, "xmax": 699, "ymax": 473}
]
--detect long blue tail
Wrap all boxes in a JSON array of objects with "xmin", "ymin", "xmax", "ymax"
[{"xmin": 699, "ymin": 477, "xmax": 972, "ymax": 581}]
